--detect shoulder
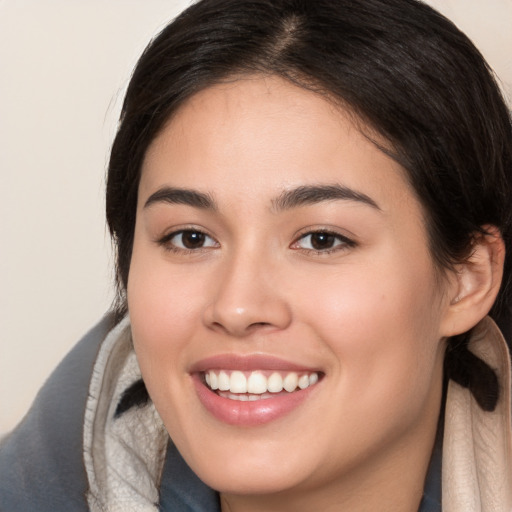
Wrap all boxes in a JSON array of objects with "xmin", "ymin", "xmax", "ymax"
[{"xmin": 0, "ymin": 314, "xmax": 117, "ymax": 512}]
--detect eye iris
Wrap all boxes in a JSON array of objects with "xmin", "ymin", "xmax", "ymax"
[
  {"xmin": 182, "ymin": 231, "xmax": 205, "ymax": 249},
  {"xmin": 311, "ymin": 233, "xmax": 335, "ymax": 250}
]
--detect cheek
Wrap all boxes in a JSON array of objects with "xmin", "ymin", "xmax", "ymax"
[
  {"xmin": 126, "ymin": 241, "xmax": 205, "ymax": 380},
  {"xmin": 295, "ymin": 253, "xmax": 444, "ymax": 396},
  {"xmin": 127, "ymin": 246, "xmax": 210, "ymax": 441},
  {"xmin": 299, "ymin": 255, "xmax": 439, "ymax": 333},
  {"xmin": 299, "ymin": 272, "xmax": 444, "ymax": 461}
]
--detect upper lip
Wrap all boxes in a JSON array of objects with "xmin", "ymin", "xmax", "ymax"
[{"xmin": 189, "ymin": 354, "xmax": 321, "ymax": 373}]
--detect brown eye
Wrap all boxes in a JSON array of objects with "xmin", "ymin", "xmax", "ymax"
[
  {"xmin": 293, "ymin": 231, "xmax": 355, "ymax": 253},
  {"xmin": 181, "ymin": 230, "xmax": 206, "ymax": 249},
  {"xmin": 309, "ymin": 233, "xmax": 336, "ymax": 250},
  {"xmin": 165, "ymin": 230, "xmax": 218, "ymax": 251}
]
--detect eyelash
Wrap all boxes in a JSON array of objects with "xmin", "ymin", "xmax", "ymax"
[
  {"xmin": 156, "ymin": 228, "xmax": 356, "ymax": 255},
  {"xmin": 291, "ymin": 229, "xmax": 356, "ymax": 255},
  {"xmin": 157, "ymin": 228, "xmax": 219, "ymax": 254}
]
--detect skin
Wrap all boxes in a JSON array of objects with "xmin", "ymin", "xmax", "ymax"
[{"xmin": 128, "ymin": 75, "xmax": 467, "ymax": 511}]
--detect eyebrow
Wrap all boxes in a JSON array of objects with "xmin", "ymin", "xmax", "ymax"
[
  {"xmin": 144, "ymin": 187, "xmax": 217, "ymax": 210},
  {"xmin": 143, "ymin": 183, "xmax": 380, "ymax": 213},
  {"xmin": 271, "ymin": 184, "xmax": 381, "ymax": 211}
]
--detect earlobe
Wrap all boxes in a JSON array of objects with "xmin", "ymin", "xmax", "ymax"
[{"xmin": 441, "ymin": 225, "xmax": 505, "ymax": 337}]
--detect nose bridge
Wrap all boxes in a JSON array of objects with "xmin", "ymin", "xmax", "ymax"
[{"xmin": 203, "ymin": 244, "xmax": 291, "ymax": 336}]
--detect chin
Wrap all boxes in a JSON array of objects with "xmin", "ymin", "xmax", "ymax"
[{"xmin": 195, "ymin": 462, "xmax": 308, "ymax": 496}]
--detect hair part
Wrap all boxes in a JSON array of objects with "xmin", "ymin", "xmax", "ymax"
[{"xmin": 106, "ymin": 0, "xmax": 512, "ymax": 403}]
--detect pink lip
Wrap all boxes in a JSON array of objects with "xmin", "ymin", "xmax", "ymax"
[
  {"xmin": 192, "ymin": 375, "xmax": 317, "ymax": 426},
  {"xmin": 189, "ymin": 353, "xmax": 320, "ymax": 373},
  {"xmin": 189, "ymin": 354, "xmax": 322, "ymax": 427}
]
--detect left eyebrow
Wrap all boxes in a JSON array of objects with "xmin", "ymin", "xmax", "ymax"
[
  {"xmin": 143, "ymin": 186, "xmax": 217, "ymax": 211},
  {"xmin": 271, "ymin": 184, "xmax": 381, "ymax": 211}
]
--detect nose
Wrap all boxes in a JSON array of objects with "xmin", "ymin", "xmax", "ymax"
[{"xmin": 202, "ymin": 252, "xmax": 292, "ymax": 337}]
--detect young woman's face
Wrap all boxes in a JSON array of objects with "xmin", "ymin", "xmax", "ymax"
[{"xmin": 128, "ymin": 76, "xmax": 452, "ymax": 501}]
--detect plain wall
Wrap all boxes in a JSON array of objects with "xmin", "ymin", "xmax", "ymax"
[{"xmin": 1, "ymin": 0, "xmax": 511, "ymax": 435}]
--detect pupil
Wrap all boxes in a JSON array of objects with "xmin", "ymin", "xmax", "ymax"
[
  {"xmin": 311, "ymin": 233, "xmax": 334, "ymax": 250},
  {"xmin": 182, "ymin": 231, "xmax": 205, "ymax": 249}
]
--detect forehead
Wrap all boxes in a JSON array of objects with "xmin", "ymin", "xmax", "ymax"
[{"xmin": 139, "ymin": 75, "xmax": 417, "ymax": 214}]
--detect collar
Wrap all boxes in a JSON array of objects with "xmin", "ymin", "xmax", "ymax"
[
  {"xmin": 159, "ymin": 441, "xmax": 220, "ymax": 512},
  {"xmin": 441, "ymin": 317, "xmax": 512, "ymax": 511},
  {"xmin": 419, "ymin": 413, "xmax": 443, "ymax": 512},
  {"xmin": 83, "ymin": 316, "xmax": 512, "ymax": 511}
]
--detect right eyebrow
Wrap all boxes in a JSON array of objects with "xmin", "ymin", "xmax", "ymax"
[
  {"xmin": 143, "ymin": 186, "xmax": 217, "ymax": 211},
  {"xmin": 271, "ymin": 184, "xmax": 381, "ymax": 212}
]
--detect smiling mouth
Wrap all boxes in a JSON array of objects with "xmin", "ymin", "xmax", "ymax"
[{"xmin": 203, "ymin": 370, "xmax": 321, "ymax": 401}]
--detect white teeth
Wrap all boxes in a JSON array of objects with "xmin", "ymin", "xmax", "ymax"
[
  {"xmin": 204, "ymin": 369, "xmax": 320, "ymax": 396},
  {"xmin": 218, "ymin": 371, "xmax": 230, "ymax": 391},
  {"xmin": 230, "ymin": 371, "xmax": 247, "ymax": 393},
  {"xmin": 267, "ymin": 372, "xmax": 284, "ymax": 393},
  {"xmin": 209, "ymin": 371, "xmax": 218, "ymax": 390},
  {"xmin": 298, "ymin": 374, "xmax": 309, "ymax": 389},
  {"xmin": 283, "ymin": 372, "xmax": 298, "ymax": 392},
  {"xmin": 247, "ymin": 372, "xmax": 267, "ymax": 394},
  {"xmin": 218, "ymin": 391, "xmax": 274, "ymax": 401}
]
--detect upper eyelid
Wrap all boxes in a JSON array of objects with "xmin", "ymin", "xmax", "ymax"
[
  {"xmin": 169, "ymin": 229, "xmax": 216, "ymax": 240},
  {"xmin": 155, "ymin": 225, "xmax": 356, "ymax": 249},
  {"xmin": 158, "ymin": 225, "xmax": 215, "ymax": 240},
  {"xmin": 291, "ymin": 229, "xmax": 358, "ymax": 252},
  {"xmin": 156, "ymin": 228, "xmax": 219, "ymax": 254},
  {"xmin": 155, "ymin": 228, "xmax": 218, "ymax": 250},
  {"xmin": 293, "ymin": 226, "xmax": 356, "ymax": 242}
]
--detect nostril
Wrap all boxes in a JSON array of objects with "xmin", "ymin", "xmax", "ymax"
[
  {"xmin": 203, "ymin": 291, "xmax": 293, "ymax": 336},
  {"xmin": 245, "ymin": 322, "xmax": 276, "ymax": 333},
  {"xmin": 209, "ymin": 320, "xmax": 275, "ymax": 336}
]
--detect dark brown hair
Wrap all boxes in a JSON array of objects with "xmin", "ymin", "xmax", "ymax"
[{"xmin": 106, "ymin": 0, "xmax": 512, "ymax": 409}]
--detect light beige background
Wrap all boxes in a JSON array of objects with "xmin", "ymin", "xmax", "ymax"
[{"xmin": 1, "ymin": 0, "xmax": 511, "ymax": 435}]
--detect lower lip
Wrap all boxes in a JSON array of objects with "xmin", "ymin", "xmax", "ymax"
[{"xmin": 192, "ymin": 375, "xmax": 316, "ymax": 426}]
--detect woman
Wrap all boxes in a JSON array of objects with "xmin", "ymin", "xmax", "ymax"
[{"xmin": 1, "ymin": 0, "xmax": 511, "ymax": 510}]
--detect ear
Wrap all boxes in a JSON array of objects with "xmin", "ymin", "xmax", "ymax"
[{"xmin": 440, "ymin": 225, "xmax": 505, "ymax": 337}]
